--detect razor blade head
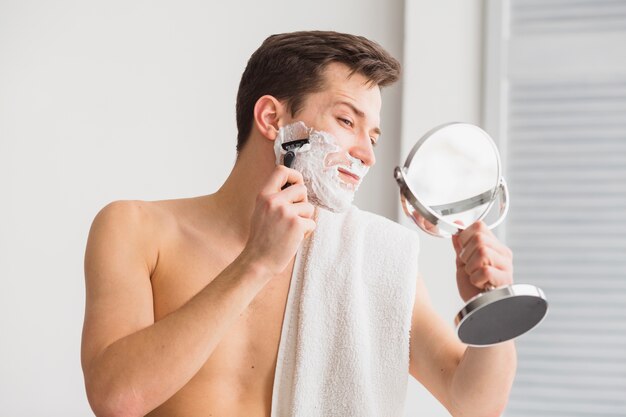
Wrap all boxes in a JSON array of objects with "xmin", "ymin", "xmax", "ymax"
[{"xmin": 281, "ymin": 138, "xmax": 310, "ymax": 152}]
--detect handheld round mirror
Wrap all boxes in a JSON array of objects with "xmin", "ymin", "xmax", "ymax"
[{"xmin": 394, "ymin": 122, "xmax": 548, "ymax": 346}]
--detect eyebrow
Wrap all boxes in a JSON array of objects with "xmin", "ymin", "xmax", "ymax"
[{"xmin": 335, "ymin": 100, "xmax": 382, "ymax": 137}]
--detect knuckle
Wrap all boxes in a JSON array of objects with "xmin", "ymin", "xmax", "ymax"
[
  {"xmin": 480, "ymin": 265, "xmax": 492, "ymax": 277},
  {"xmin": 278, "ymin": 203, "xmax": 290, "ymax": 217},
  {"xmin": 474, "ymin": 233, "xmax": 486, "ymax": 247},
  {"xmin": 267, "ymin": 195, "xmax": 280, "ymax": 210},
  {"xmin": 258, "ymin": 193, "xmax": 272, "ymax": 208},
  {"xmin": 469, "ymin": 274, "xmax": 485, "ymax": 286},
  {"xmin": 288, "ymin": 215, "xmax": 299, "ymax": 227}
]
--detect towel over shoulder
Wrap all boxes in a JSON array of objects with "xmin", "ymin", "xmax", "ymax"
[{"xmin": 271, "ymin": 205, "xmax": 420, "ymax": 417}]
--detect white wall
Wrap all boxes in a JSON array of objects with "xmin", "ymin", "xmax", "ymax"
[
  {"xmin": 0, "ymin": 1, "xmax": 486, "ymax": 416},
  {"xmin": 400, "ymin": 1, "xmax": 485, "ymax": 416},
  {"xmin": 0, "ymin": 1, "xmax": 406, "ymax": 415}
]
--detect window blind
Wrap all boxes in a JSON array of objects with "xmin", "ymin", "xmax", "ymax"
[{"xmin": 484, "ymin": 1, "xmax": 626, "ymax": 416}]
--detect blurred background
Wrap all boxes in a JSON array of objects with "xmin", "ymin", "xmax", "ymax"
[{"xmin": 1, "ymin": 0, "xmax": 625, "ymax": 415}]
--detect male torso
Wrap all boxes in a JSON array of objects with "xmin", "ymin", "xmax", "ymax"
[{"xmin": 143, "ymin": 195, "xmax": 295, "ymax": 417}]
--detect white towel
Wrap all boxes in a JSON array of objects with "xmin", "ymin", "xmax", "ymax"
[{"xmin": 271, "ymin": 205, "xmax": 420, "ymax": 417}]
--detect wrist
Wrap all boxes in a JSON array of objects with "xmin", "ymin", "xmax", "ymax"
[{"xmin": 236, "ymin": 250, "xmax": 273, "ymax": 282}]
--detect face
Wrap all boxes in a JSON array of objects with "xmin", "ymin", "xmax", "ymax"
[{"xmin": 280, "ymin": 62, "xmax": 382, "ymax": 188}]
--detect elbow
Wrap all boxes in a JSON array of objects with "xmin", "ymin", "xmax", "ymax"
[
  {"xmin": 476, "ymin": 403, "xmax": 510, "ymax": 417},
  {"xmin": 451, "ymin": 408, "xmax": 506, "ymax": 417},
  {"xmin": 488, "ymin": 398, "xmax": 510, "ymax": 417},
  {"xmin": 449, "ymin": 397, "xmax": 510, "ymax": 417},
  {"xmin": 479, "ymin": 400, "xmax": 511, "ymax": 417},
  {"xmin": 85, "ymin": 379, "xmax": 145, "ymax": 417}
]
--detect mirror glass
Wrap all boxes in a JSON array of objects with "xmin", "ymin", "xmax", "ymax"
[
  {"xmin": 395, "ymin": 122, "xmax": 548, "ymax": 346},
  {"xmin": 397, "ymin": 123, "xmax": 505, "ymax": 238}
]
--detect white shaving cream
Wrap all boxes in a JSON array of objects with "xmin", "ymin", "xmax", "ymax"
[{"xmin": 274, "ymin": 121, "xmax": 369, "ymax": 213}]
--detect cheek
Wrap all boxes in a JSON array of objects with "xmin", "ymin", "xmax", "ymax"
[
  {"xmin": 318, "ymin": 115, "xmax": 351, "ymax": 144},
  {"xmin": 323, "ymin": 149, "xmax": 353, "ymax": 168},
  {"xmin": 321, "ymin": 125, "xmax": 352, "ymax": 150},
  {"xmin": 330, "ymin": 131, "xmax": 352, "ymax": 148},
  {"xmin": 324, "ymin": 151, "xmax": 344, "ymax": 167},
  {"xmin": 314, "ymin": 136, "xmax": 350, "ymax": 168}
]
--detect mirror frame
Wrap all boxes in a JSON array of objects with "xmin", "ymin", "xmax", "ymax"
[{"xmin": 395, "ymin": 122, "xmax": 504, "ymax": 237}]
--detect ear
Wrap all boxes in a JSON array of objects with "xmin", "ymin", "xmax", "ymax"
[{"xmin": 253, "ymin": 95, "xmax": 288, "ymax": 141}]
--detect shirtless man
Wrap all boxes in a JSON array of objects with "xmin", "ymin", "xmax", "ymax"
[{"xmin": 81, "ymin": 31, "xmax": 516, "ymax": 417}]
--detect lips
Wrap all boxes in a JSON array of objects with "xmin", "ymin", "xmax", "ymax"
[{"xmin": 337, "ymin": 166, "xmax": 360, "ymax": 183}]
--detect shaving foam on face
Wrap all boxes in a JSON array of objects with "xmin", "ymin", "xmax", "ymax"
[{"xmin": 274, "ymin": 121, "xmax": 369, "ymax": 213}]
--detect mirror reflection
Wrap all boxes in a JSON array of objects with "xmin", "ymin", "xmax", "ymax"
[
  {"xmin": 396, "ymin": 123, "xmax": 506, "ymax": 237},
  {"xmin": 395, "ymin": 122, "xmax": 547, "ymax": 346}
]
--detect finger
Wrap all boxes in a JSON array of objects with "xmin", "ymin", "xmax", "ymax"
[
  {"xmin": 410, "ymin": 211, "xmax": 426, "ymax": 229},
  {"xmin": 263, "ymin": 166, "xmax": 304, "ymax": 194},
  {"xmin": 464, "ymin": 246, "xmax": 511, "ymax": 276},
  {"xmin": 459, "ymin": 232, "xmax": 511, "ymax": 264},
  {"xmin": 457, "ymin": 221, "xmax": 494, "ymax": 247},
  {"xmin": 452, "ymin": 220, "xmax": 465, "ymax": 254},
  {"xmin": 290, "ymin": 202, "xmax": 315, "ymax": 219},
  {"xmin": 300, "ymin": 217, "xmax": 317, "ymax": 237},
  {"xmin": 467, "ymin": 265, "xmax": 511, "ymax": 290},
  {"xmin": 417, "ymin": 215, "xmax": 426, "ymax": 229},
  {"xmin": 400, "ymin": 194, "xmax": 412, "ymax": 219},
  {"xmin": 425, "ymin": 220, "xmax": 439, "ymax": 233},
  {"xmin": 455, "ymin": 252, "xmax": 466, "ymax": 270},
  {"xmin": 452, "ymin": 235, "xmax": 461, "ymax": 254},
  {"xmin": 278, "ymin": 183, "xmax": 308, "ymax": 204}
]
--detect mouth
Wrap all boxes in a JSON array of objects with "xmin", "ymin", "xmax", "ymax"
[{"xmin": 337, "ymin": 167, "xmax": 361, "ymax": 185}]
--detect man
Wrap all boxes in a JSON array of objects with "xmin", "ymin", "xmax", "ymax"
[{"xmin": 81, "ymin": 31, "xmax": 516, "ymax": 417}]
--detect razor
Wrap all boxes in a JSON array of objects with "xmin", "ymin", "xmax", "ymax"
[{"xmin": 281, "ymin": 137, "xmax": 310, "ymax": 189}]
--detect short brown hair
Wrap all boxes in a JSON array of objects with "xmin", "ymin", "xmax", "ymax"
[{"xmin": 235, "ymin": 30, "xmax": 401, "ymax": 153}]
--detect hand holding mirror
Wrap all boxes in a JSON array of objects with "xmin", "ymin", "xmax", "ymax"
[{"xmin": 394, "ymin": 122, "xmax": 548, "ymax": 346}]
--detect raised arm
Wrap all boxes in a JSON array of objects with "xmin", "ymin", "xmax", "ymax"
[
  {"xmin": 409, "ymin": 221, "xmax": 516, "ymax": 417},
  {"xmin": 81, "ymin": 166, "xmax": 315, "ymax": 417}
]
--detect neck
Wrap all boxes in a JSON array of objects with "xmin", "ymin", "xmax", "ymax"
[{"xmin": 212, "ymin": 134, "xmax": 277, "ymax": 242}]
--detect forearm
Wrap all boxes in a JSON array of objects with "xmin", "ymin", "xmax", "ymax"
[
  {"xmin": 85, "ymin": 254, "xmax": 271, "ymax": 417},
  {"xmin": 449, "ymin": 342, "xmax": 517, "ymax": 417}
]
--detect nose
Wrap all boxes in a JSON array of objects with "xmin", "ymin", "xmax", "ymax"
[{"xmin": 349, "ymin": 132, "xmax": 376, "ymax": 167}]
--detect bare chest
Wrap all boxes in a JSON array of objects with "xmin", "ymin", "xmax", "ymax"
[{"xmin": 148, "ymin": 230, "xmax": 295, "ymax": 416}]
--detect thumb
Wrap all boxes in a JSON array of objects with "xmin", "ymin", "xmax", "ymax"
[
  {"xmin": 451, "ymin": 220, "xmax": 465, "ymax": 255},
  {"xmin": 452, "ymin": 234, "xmax": 462, "ymax": 255}
]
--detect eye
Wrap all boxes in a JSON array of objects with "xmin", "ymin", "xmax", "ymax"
[
  {"xmin": 370, "ymin": 137, "xmax": 378, "ymax": 147},
  {"xmin": 338, "ymin": 117, "xmax": 353, "ymax": 128}
]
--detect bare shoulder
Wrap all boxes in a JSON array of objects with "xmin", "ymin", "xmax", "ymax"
[
  {"xmin": 92, "ymin": 198, "xmax": 176, "ymax": 229},
  {"xmin": 82, "ymin": 198, "xmax": 199, "ymax": 370},
  {"xmin": 90, "ymin": 196, "xmax": 216, "ymax": 264},
  {"xmin": 93, "ymin": 200, "xmax": 161, "ymax": 245},
  {"xmin": 87, "ymin": 198, "xmax": 191, "ymax": 274},
  {"xmin": 90, "ymin": 198, "xmax": 191, "ymax": 237}
]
